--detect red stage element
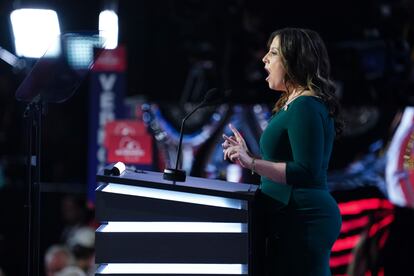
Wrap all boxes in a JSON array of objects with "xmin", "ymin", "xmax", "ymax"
[
  {"xmin": 330, "ymin": 197, "xmax": 395, "ymax": 275},
  {"xmin": 396, "ymin": 125, "xmax": 414, "ymax": 208},
  {"xmin": 330, "ymin": 252, "xmax": 353, "ymax": 267},
  {"xmin": 332, "ymin": 235, "xmax": 361, "ymax": 252},
  {"xmin": 338, "ymin": 198, "xmax": 393, "ymax": 215},
  {"xmin": 368, "ymin": 215, "xmax": 394, "ymax": 238},
  {"xmin": 340, "ymin": 216, "xmax": 369, "ymax": 232},
  {"xmin": 92, "ymin": 46, "xmax": 127, "ymax": 72},
  {"xmin": 105, "ymin": 120, "xmax": 153, "ymax": 165}
]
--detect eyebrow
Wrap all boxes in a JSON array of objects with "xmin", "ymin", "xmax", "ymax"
[{"xmin": 270, "ymin": 47, "xmax": 279, "ymax": 52}]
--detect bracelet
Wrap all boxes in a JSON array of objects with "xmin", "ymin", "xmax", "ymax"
[{"xmin": 251, "ymin": 158, "xmax": 256, "ymax": 175}]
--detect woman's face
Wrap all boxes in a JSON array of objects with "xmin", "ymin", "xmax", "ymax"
[{"xmin": 262, "ymin": 36, "xmax": 287, "ymax": 91}]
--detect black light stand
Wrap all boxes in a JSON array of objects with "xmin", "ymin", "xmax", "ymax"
[
  {"xmin": 23, "ymin": 95, "xmax": 45, "ymax": 276},
  {"xmin": 14, "ymin": 33, "xmax": 118, "ymax": 275}
]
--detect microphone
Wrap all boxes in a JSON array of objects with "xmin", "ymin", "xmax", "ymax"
[
  {"xmin": 104, "ymin": 161, "xmax": 126, "ymax": 176},
  {"xmin": 163, "ymin": 88, "xmax": 221, "ymax": 182}
]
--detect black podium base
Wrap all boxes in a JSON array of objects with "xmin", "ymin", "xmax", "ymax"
[{"xmin": 163, "ymin": 168, "xmax": 186, "ymax": 182}]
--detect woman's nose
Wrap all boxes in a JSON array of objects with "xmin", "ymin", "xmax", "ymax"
[{"xmin": 262, "ymin": 54, "xmax": 268, "ymax": 63}]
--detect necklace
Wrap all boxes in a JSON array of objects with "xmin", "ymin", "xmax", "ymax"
[
  {"xmin": 282, "ymin": 89, "xmax": 318, "ymax": 111},
  {"xmin": 283, "ymin": 93, "xmax": 304, "ymax": 111}
]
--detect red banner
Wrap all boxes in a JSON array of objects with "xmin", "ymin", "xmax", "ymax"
[
  {"xmin": 105, "ymin": 120, "xmax": 152, "ymax": 165},
  {"xmin": 92, "ymin": 46, "xmax": 127, "ymax": 72}
]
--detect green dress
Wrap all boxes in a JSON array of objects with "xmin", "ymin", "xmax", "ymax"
[{"xmin": 258, "ymin": 96, "xmax": 342, "ymax": 276}]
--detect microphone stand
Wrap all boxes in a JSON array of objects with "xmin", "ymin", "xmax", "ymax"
[
  {"xmin": 163, "ymin": 87, "xmax": 221, "ymax": 182},
  {"xmin": 163, "ymin": 100, "xmax": 207, "ymax": 182}
]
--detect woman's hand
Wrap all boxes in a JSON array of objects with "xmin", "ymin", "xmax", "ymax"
[
  {"xmin": 222, "ymin": 124, "xmax": 253, "ymax": 168},
  {"xmin": 222, "ymin": 124, "xmax": 249, "ymax": 153}
]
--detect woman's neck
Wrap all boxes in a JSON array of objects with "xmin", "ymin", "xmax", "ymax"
[
  {"xmin": 287, "ymin": 88, "xmax": 308, "ymax": 100},
  {"xmin": 283, "ymin": 88, "xmax": 316, "ymax": 108}
]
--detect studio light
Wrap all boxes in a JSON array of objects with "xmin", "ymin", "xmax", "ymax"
[
  {"xmin": 64, "ymin": 33, "xmax": 105, "ymax": 70},
  {"xmin": 10, "ymin": 8, "xmax": 61, "ymax": 58},
  {"xmin": 0, "ymin": 46, "xmax": 21, "ymax": 68},
  {"xmin": 99, "ymin": 10, "xmax": 118, "ymax": 49}
]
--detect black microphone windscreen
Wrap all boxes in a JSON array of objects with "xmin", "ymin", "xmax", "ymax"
[
  {"xmin": 201, "ymin": 89, "xmax": 232, "ymax": 107},
  {"xmin": 203, "ymin": 88, "xmax": 219, "ymax": 103}
]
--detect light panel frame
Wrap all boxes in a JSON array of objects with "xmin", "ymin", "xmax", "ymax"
[{"xmin": 102, "ymin": 183, "xmax": 246, "ymax": 210}]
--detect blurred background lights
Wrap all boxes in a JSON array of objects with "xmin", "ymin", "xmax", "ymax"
[
  {"xmin": 10, "ymin": 9, "xmax": 61, "ymax": 58},
  {"xmin": 99, "ymin": 10, "xmax": 118, "ymax": 50},
  {"xmin": 65, "ymin": 34, "xmax": 105, "ymax": 70}
]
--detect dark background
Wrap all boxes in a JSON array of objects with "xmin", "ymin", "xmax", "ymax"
[{"xmin": 1, "ymin": 0, "xmax": 414, "ymax": 275}]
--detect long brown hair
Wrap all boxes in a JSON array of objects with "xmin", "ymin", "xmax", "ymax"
[{"xmin": 268, "ymin": 28, "xmax": 343, "ymax": 136}]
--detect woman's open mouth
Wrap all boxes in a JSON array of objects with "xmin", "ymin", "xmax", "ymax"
[{"xmin": 265, "ymin": 67, "xmax": 270, "ymax": 81}]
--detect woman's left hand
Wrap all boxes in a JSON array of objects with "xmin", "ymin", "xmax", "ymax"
[{"xmin": 223, "ymin": 124, "xmax": 253, "ymax": 168}]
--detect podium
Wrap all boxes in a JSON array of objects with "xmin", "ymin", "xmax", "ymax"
[{"xmin": 95, "ymin": 169, "xmax": 259, "ymax": 276}]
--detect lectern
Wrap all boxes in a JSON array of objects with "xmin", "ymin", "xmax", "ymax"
[{"xmin": 95, "ymin": 169, "xmax": 259, "ymax": 276}]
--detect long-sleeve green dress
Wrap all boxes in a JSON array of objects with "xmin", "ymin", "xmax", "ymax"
[{"xmin": 258, "ymin": 95, "xmax": 342, "ymax": 275}]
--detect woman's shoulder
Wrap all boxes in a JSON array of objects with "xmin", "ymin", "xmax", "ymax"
[
  {"xmin": 295, "ymin": 95, "xmax": 322, "ymax": 103},
  {"xmin": 289, "ymin": 95, "xmax": 326, "ymax": 111}
]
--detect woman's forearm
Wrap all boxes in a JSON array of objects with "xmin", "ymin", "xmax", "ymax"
[{"xmin": 251, "ymin": 158, "xmax": 287, "ymax": 184}]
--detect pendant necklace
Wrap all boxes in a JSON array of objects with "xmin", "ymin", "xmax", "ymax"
[{"xmin": 283, "ymin": 93, "xmax": 303, "ymax": 111}]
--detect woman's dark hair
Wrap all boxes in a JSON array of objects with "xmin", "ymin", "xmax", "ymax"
[{"xmin": 268, "ymin": 28, "xmax": 344, "ymax": 136}]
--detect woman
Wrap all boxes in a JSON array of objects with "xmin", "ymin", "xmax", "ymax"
[{"xmin": 222, "ymin": 28, "xmax": 343, "ymax": 275}]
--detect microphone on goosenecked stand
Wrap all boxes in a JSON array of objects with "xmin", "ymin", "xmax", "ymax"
[{"xmin": 163, "ymin": 87, "xmax": 226, "ymax": 182}]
